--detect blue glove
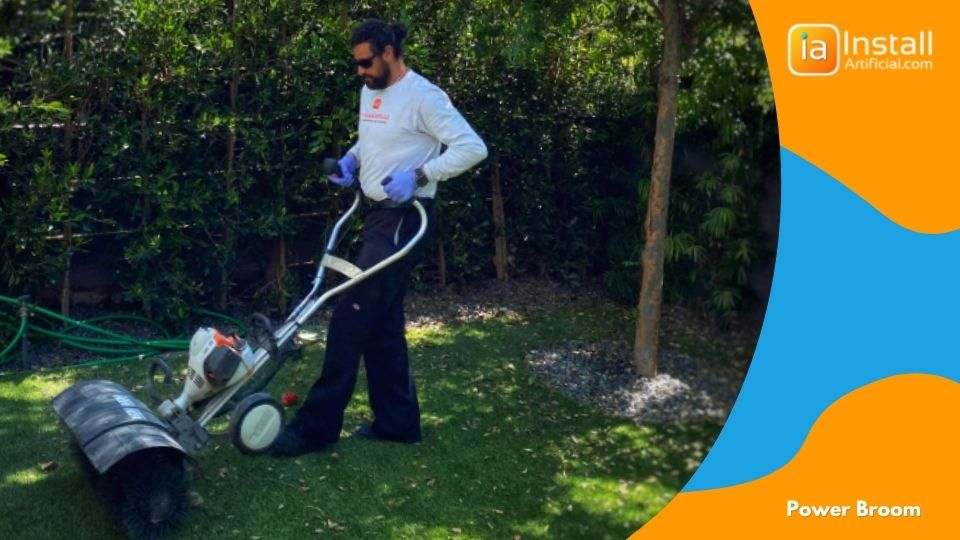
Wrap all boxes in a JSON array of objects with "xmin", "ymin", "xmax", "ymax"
[
  {"xmin": 382, "ymin": 169, "xmax": 417, "ymax": 204},
  {"xmin": 328, "ymin": 153, "xmax": 358, "ymax": 187}
]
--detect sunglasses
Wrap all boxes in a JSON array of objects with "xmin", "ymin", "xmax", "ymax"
[{"xmin": 353, "ymin": 53, "xmax": 379, "ymax": 68}]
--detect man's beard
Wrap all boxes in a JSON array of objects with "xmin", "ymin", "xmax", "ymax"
[{"xmin": 364, "ymin": 64, "xmax": 391, "ymax": 90}]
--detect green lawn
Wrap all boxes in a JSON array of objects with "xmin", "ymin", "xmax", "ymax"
[{"xmin": 0, "ymin": 304, "xmax": 729, "ymax": 539}]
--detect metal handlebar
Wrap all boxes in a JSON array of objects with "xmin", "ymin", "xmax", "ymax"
[{"xmin": 196, "ymin": 192, "xmax": 428, "ymax": 427}]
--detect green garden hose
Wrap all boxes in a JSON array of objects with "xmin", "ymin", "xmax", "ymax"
[
  {"xmin": 0, "ymin": 316, "xmax": 26, "ymax": 361},
  {"xmin": 0, "ymin": 294, "xmax": 245, "ymax": 370}
]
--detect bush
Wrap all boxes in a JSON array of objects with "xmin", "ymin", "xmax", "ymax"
[{"xmin": 1, "ymin": 0, "xmax": 777, "ymax": 323}]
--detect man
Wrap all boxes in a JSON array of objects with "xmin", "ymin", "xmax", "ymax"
[{"xmin": 270, "ymin": 19, "xmax": 487, "ymax": 457}]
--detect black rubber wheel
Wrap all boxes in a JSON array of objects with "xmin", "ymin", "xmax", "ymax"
[{"xmin": 229, "ymin": 392, "xmax": 285, "ymax": 455}]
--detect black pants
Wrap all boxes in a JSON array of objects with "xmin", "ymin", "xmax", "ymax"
[{"xmin": 290, "ymin": 199, "xmax": 435, "ymax": 444}]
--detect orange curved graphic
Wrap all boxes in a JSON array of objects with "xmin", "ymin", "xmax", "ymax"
[
  {"xmin": 633, "ymin": 374, "xmax": 960, "ymax": 538},
  {"xmin": 753, "ymin": 1, "xmax": 960, "ymax": 233}
]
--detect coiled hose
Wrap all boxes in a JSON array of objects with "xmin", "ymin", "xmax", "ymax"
[{"xmin": 0, "ymin": 294, "xmax": 245, "ymax": 371}]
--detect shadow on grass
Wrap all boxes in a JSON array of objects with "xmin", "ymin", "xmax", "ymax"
[
  {"xmin": 0, "ymin": 372, "xmax": 129, "ymax": 539},
  {"xmin": 0, "ymin": 306, "xmax": 725, "ymax": 539},
  {"xmin": 179, "ymin": 309, "xmax": 721, "ymax": 539}
]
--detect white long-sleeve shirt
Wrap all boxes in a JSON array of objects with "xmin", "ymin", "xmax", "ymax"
[{"xmin": 347, "ymin": 69, "xmax": 487, "ymax": 201}]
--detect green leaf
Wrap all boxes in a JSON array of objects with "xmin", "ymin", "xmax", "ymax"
[{"xmin": 701, "ymin": 207, "xmax": 736, "ymax": 238}]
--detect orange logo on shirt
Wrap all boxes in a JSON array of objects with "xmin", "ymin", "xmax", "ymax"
[{"xmin": 372, "ymin": 98, "xmax": 382, "ymax": 110}]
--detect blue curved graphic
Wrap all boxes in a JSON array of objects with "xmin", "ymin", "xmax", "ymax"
[{"xmin": 684, "ymin": 148, "xmax": 960, "ymax": 491}]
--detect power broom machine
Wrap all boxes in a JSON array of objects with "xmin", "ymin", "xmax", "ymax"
[{"xmin": 52, "ymin": 163, "xmax": 428, "ymax": 539}]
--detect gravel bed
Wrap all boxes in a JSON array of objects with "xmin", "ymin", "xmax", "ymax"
[{"xmin": 525, "ymin": 341, "xmax": 747, "ymax": 424}]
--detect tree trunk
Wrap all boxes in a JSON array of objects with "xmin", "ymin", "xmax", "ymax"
[
  {"xmin": 490, "ymin": 152, "xmax": 508, "ymax": 281},
  {"xmin": 221, "ymin": 57, "xmax": 239, "ymax": 309},
  {"xmin": 60, "ymin": 0, "xmax": 74, "ymax": 316},
  {"xmin": 219, "ymin": 0, "xmax": 242, "ymax": 310},
  {"xmin": 276, "ymin": 236, "xmax": 287, "ymax": 314},
  {"xmin": 139, "ymin": 81, "xmax": 150, "ymax": 228},
  {"xmin": 633, "ymin": 0, "xmax": 683, "ymax": 377},
  {"xmin": 60, "ymin": 226, "xmax": 72, "ymax": 316},
  {"xmin": 436, "ymin": 208, "xmax": 448, "ymax": 288},
  {"xmin": 138, "ymin": 59, "xmax": 152, "ymax": 317},
  {"xmin": 64, "ymin": 0, "xmax": 73, "ymax": 60}
]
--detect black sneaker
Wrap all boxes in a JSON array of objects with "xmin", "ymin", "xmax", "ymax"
[
  {"xmin": 268, "ymin": 428, "xmax": 328, "ymax": 458},
  {"xmin": 353, "ymin": 424, "xmax": 382, "ymax": 441},
  {"xmin": 353, "ymin": 424, "xmax": 421, "ymax": 443}
]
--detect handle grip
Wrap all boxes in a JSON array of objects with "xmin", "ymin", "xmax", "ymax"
[
  {"xmin": 379, "ymin": 176, "xmax": 416, "ymax": 207},
  {"xmin": 323, "ymin": 157, "xmax": 342, "ymax": 177}
]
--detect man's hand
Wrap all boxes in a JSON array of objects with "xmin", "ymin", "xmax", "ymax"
[
  {"xmin": 381, "ymin": 169, "xmax": 417, "ymax": 204},
  {"xmin": 327, "ymin": 153, "xmax": 358, "ymax": 187}
]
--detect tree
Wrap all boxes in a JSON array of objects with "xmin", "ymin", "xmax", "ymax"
[
  {"xmin": 633, "ymin": 0, "xmax": 683, "ymax": 377},
  {"xmin": 1, "ymin": 0, "xmax": 773, "ymax": 327}
]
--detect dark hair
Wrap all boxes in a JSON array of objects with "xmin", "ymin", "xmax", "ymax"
[{"xmin": 351, "ymin": 19, "xmax": 407, "ymax": 58}]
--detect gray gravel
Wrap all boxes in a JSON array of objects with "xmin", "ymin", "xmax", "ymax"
[{"xmin": 525, "ymin": 341, "xmax": 746, "ymax": 424}]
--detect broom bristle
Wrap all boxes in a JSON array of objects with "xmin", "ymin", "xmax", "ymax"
[
  {"xmin": 113, "ymin": 449, "xmax": 189, "ymax": 540},
  {"xmin": 71, "ymin": 443, "xmax": 190, "ymax": 540}
]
